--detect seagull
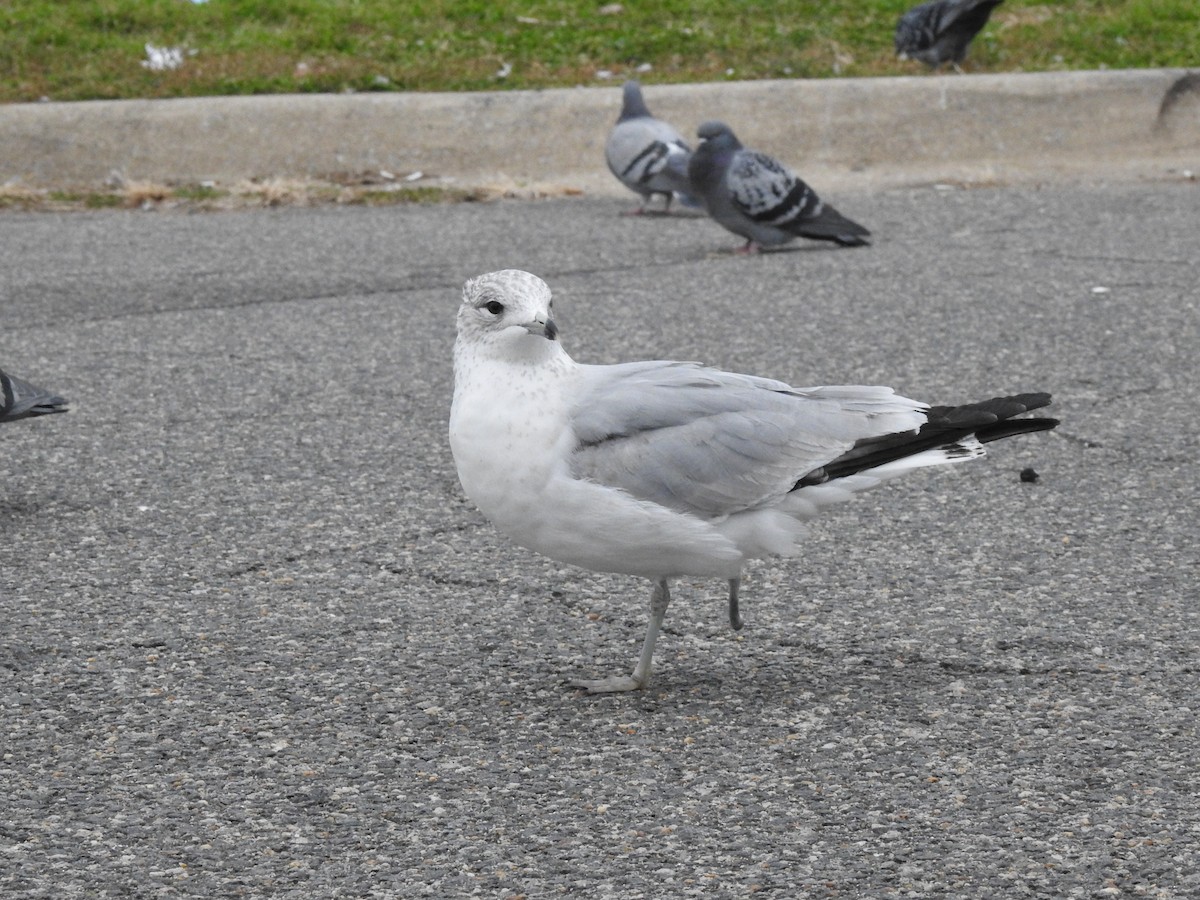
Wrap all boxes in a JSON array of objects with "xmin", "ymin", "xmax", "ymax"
[
  {"xmin": 449, "ymin": 270, "xmax": 1058, "ymax": 693},
  {"xmin": 687, "ymin": 121, "xmax": 871, "ymax": 254},
  {"xmin": 604, "ymin": 80, "xmax": 697, "ymax": 215},
  {"xmin": 1, "ymin": 367, "xmax": 68, "ymax": 423},
  {"xmin": 895, "ymin": 0, "xmax": 1005, "ymax": 71}
]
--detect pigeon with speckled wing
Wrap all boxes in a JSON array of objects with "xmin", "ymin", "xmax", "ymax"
[
  {"xmin": 688, "ymin": 121, "xmax": 870, "ymax": 254},
  {"xmin": 895, "ymin": 0, "xmax": 1004, "ymax": 70}
]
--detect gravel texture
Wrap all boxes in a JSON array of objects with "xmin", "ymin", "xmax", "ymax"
[{"xmin": 1, "ymin": 182, "xmax": 1198, "ymax": 897}]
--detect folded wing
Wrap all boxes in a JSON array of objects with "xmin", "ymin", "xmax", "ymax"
[{"xmin": 569, "ymin": 360, "xmax": 925, "ymax": 518}]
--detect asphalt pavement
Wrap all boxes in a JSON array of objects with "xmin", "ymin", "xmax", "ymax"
[{"xmin": 2, "ymin": 181, "xmax": 1198, "ymax": 897}]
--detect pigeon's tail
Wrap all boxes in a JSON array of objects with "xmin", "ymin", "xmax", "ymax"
[
  {"xmin": 795, "ymin": 393, "xmax": 1058, "ymax": 488},
  {"xmin": 794, "ymin": 203, "xmax": 872, "ymax": 247},
  {"xmin": 0, "ymin": 368, "xmax": 69, "ymax": 423},
  {"xmin": 950, "ymin": 0, "xmax": 1006, "ymax": 36},
  {"xmin": 939, "ymin": 0, "xmax": 1004, "ymax": 64}
]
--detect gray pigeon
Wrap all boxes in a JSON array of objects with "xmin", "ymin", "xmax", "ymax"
[
  {"xmin": 895, "ymin": 0, "xmax": 1004, "ymax": 71},
  {"xmin": 687, "ymin": 121, "xmax": 870, "ymax": 254},
  {"xmin": 1, "ymin": 367, "xmax": 68, "ymax": 423},
  {"xmin": 605, "ymin": 80, "xmax": 697, "ymax": 215}
]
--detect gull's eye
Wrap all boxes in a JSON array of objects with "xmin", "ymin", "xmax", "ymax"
[{"xmin": 483, "ymin": 300, "xmax": 505, "ymax": 315}]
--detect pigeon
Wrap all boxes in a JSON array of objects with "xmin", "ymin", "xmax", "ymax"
[
  {"xmin": 1, "ymin": 367, "xmax": 68, "ymax": 423},
  {"xmin": 604, "ymin": 80, "xmax": 697, "ymax": 215},
  {"xmin": 449, "ymin": 269, "xmax": 1058, "ymax": 693},
  {"xmin": 687, "ymin": 121, "xmax": 871, "ymax": 254},
  {"xmin": 895, "ymin": 0, "xmax": 1004, "ymax": 71}
]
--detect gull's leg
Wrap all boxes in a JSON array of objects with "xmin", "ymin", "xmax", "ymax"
[
  {"xmin": 572, "ymin": 579, "xmax": 671, "ymax": 694},
  {"xmin": 728, "ymin": 578, "xmax": 744, "ymax": 631}
]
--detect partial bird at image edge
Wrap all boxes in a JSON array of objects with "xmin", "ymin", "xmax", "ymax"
[
  {"xmin": 1, "ymin": 367, "xmax": 68, "ymax": 424},
  {"xmin": 895, "ymin": 0, "xmax": 1005, "ymax": 71}
]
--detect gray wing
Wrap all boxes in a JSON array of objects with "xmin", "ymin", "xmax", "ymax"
[
  {"xmin": 895, "ymin": 1, "xmax": 941, "ymax": 55},
  {"xmin": 605, "ymin": 118, "xmax": 693, "ymax": 197},
  {"xmin": 569, "ymin": 360, "xmax": 924, "ymax": 518},
  {"xmin": 725, "ymin": 150, "xmax": 820, "ymax": 227}
]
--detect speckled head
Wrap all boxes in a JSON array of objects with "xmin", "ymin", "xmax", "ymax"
[{"xmin": 457, "ymin": 269, "xmax": 559, "ymax": 355}]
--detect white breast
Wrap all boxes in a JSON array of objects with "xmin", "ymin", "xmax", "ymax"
[{"xmin": 450, "ymin": 344, "xmax": 742, "ymax": 580}]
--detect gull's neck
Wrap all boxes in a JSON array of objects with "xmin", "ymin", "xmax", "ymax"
[
  {"xmin": 454, "ymin": 333, "xmax": 573, "ymax": 394},
  {"xmin": 450, "ymin": 333, "xmax": 579, "ymax": 533}
]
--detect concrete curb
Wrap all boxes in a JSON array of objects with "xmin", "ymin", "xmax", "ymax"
[{"xmin": 2, "ymin": 68, "xmax": 1197, "ymax": 195}]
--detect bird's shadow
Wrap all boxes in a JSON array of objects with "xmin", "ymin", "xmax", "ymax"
[
  {"xmin": 618, "ymin": 208, "xmax": 707, "ymax": 221},
  {"xmin": 0, "ymin": 497, "xmax": 51, "ymax": 518},
  {"xmin": 691, "ymin": 242, "xmax": 851, "ymax": 262}
]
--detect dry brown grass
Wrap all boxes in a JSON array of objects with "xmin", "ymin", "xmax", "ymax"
[{"xmin": 0, "ymin": 175, "xmax": 584, "ymax": 214}]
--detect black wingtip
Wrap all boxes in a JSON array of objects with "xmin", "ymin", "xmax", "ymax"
[
  {"xmin": 974, "ymin": 417, "xmax": 1059, "ymax": 444},
  {"xmin": 793, "ymin": 392, "xmax": 1058, "ymax": 488},
  {"xmin": 833, "ymin": 234, "xmax": 872, "ymax": 247}
]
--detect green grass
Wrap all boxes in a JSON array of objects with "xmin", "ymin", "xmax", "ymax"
[{"xmin": 1, "ymin": 0, "xmax": 1196, "ymax": 103}]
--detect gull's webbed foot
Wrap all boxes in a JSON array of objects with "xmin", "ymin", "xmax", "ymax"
[
  {"xmin": 569, "ymin": 579, "xmax": 671, "ymax": 695},
  {"xmin": 570, "ymin": 674, "xmax": 647, "ymax": 694}
]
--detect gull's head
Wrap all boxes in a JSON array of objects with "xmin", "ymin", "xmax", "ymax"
[{"xmin": 457, "ymin": 269, "xmax": 559, "ymax": 356}]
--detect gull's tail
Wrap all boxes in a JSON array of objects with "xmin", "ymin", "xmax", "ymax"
[
  {"xmin": 795, "ymin": 393, "xmax": 1057, "ymax": 490},
  {"xmin": 1, "ymin": 367, "xmax": 69, "ymax": 423}
]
